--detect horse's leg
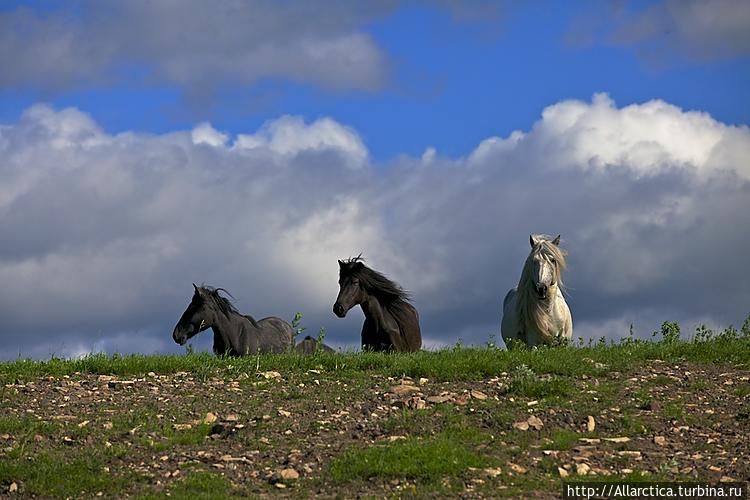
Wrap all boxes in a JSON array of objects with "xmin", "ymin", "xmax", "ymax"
[
  {"xmin": 361, "ymin": 316, "xmax": 380, "ymax": 351},
  {"xmin": 501, "ymin": 289, "xmax": 522, "ymax": 348},
  {"xmin": 212, "ymin": 331, "xmax": 228, "ymax": 356}
]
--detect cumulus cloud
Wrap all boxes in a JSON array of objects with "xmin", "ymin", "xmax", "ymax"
[
  {"xmin": 1, "ymin": 94, "xmax": 749, "ymax": 358},
  {"xmin": 0, "ymin": 1, "xmax": 394, "ymax": 97},
  {"xmin": 567, "ymin": 0, "xmax": 750, "ymax": 63},
  {"xmin": 234, "ymin": 116, "xmax": 368, "ymax": 168}
]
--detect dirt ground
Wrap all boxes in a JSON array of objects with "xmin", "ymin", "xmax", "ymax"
[{"xmin": 1, "ymin": 359, "xmax": 748, "ymax": 498}]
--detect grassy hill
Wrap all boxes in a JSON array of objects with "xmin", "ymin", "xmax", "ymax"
[{"xmin": 1, "ymin": 320, "xmax": 748, "ymax": 498}]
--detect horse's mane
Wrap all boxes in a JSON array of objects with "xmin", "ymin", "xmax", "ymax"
[
  {"xmin": 199, "ymin": 285, "xmax": 258, "ymax": 326},
  {"xmin": 516, "ymin": 236, "xmax": 568, "ymax": 342},
  {"xmin": 339, "ymin": 255, "xmax": 412, "ymax": 305}
]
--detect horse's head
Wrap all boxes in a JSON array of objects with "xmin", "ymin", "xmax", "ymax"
[
  {"xmin": 172, "ymin": 284, "xmax": 216, "ymax": 345},
  {"xmin": 333, "ymin": 257, "xmax": 367, "ymax": 318},
  {"xmin": 527, "ymin": 234, "xmax": 564, "ymax": 300}
]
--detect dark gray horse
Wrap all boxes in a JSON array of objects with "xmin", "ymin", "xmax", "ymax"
[
  {"xmin": 294, "ymin": 335, "xmax": 335, "ymax": 355},
  {"xmin": 173, "ymin": 284, "xmax": 293, "ymax": 356},
  {"xmin": 333, "ymin": 256, "xmax": 421, "ymax": 352}
]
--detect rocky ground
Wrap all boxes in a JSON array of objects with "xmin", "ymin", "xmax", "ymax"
[{"xmin": 1, "ymin": 357, "xmax": 748, "ymax": 498}]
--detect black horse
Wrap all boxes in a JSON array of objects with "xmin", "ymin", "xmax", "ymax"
[
  {"xmin": 294, "ymin": 335, "xmax": 335, "ymax": 355},
  {"xmin": 173, "ymin": 284, "xmax": 293, "ymax": 356},
  {"xmin": 333, "ymin": 256, "xmax": 421, "ymax": 352}
]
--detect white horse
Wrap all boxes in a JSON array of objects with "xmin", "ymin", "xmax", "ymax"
[{"xmin": 501, "ymin": 234, "xmax": 572, "ymax": 348}]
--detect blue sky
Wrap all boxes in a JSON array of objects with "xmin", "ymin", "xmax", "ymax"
[
  {"xmin": 1, "ymin": 1, "xmax": 749, "ymax": 358},
  {"xmin": 3, "ymin": 1, "xmax": 748, "ymax": 160}
]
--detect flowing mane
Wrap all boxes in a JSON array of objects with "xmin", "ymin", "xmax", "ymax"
[
  {"xmin": 516, "ymin": 237, "xmax": 568, "ymax": 342},
  {"xmin": 198, "ymin": 285, "xmax": 258, "ymax": 326},
  {"xmin": 338, "ymin": 256, "xmax": 412, "ymax": 306},
  {"xmin": 335, "ymin": 255, "xmax": 422, "ymax": 352}
]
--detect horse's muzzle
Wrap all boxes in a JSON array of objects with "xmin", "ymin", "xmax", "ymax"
[
  {"xmin": 172, "ymin": 326, "xmax": 190, "ymax": 345},
  {"xmin": 333, "ymin": 303, "xmax": 346, "ymax": 318}
]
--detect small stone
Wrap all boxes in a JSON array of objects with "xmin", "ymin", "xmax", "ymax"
[
  {"xmin": 419, "ymin": 378, "xmax": 429, "ymax": 385},
  {"xmin": 203, "ymin": 412, "xmax": 218, "ymax": 424},
  {"xmin": 527, "ymin": 415, "xmax": 544, "ymax": 430},
  {"xmin": 9, "ymin": 482, "xmax": 18, "ymax": 493},
  {"xmin": 260, "ymin": 371, "xmax": 281, "ymax": 379},
  {"xmin": 617, "ymin": 451, "xmax": 641, "ymax": 458},
  {"xmin": 587, "ymin": 416, "xmax": 595, "ymax": 432},
  {"xmin": 172, "ymin": 424, "xmax": 192, "ymax": 431},
  {"xmin": 426, "ymin": 394, "xmax": 452, "ymax": 404},
  {"xmin": 277, "ymin": 409, "xmax": 291, "ymax": 418},
  {"xmin": 470, "ymin": 390, "xmax": 488, "ymax": 400},
  {"xmin": 484, "ymin": 467, "xmax": 502, "ymax": 477},
  {"xmin": 513, "ymin": 421, "xmax": 530, "ymax": 431},
  {"xmin": 389, "ymin": 384, "xmax": 420, "ymax": 396},
  {"xmin": 508, "ymin": 462, "xmax": 527, "ymax": 474},
  {"xmin": 279, "ymin": 468, "xmax": 299, "ymax": 480},
  {"xmin": 654, "ymin": 435, "xmax": 667, "ymax": 446},
  {"xmin": 558, "ymin": 467, "xmax": 569, "ymax": 478},
  {"xmin": 579, "ymin": 438, "xmax": 601, "ymax": 444},
  {"xmin": 604, "ymin": 437, "xmax": 630, "ymax": 443},
  {"xmin": 576, "ymin": 463, "xmax": 590, "ymax": 475}
]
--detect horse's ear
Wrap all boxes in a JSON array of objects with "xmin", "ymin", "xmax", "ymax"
[
  {"xmin": 530, "ymin": 234, "xmax": 538, "ymax": 247},
  {"xmin": 193, "ymin": 283, "xmax": 199, "ymax": 293},
  {"xmin": 338, "ymin": 259, "xmax": 344, "ymax": 269},
  {"xmin": 552, "ymin": 235, "xmax": 561, "ymax": 246}
]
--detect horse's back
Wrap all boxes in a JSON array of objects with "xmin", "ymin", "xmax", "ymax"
[
  {"xmin": 295, "ymin": 335, "xmax": 335, "ymax": 355},
  {"xmin": 366, "ymin": 301, "xmax": 421, "ymax": 352},
  {"xmin": 392, "ymin": 302, "xmax": 421, "ymax": 352},
  {"xmin": 255, "ymin": 316, "xmax": 294, "ymax": 353}
]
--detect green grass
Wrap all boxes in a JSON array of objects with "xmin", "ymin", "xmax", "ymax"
[
  {"xmin": 329, "ymin": 431, "xmax": 490, "ymax": 482},
  {"xmin": 0, "ymin": 451, "xmax": 138, "ymax": 498},
  {"xmin": 138, "ymin": 471, "xmax": 237, "ymax": 500},
  {"xmin": 547, "ymin": 429, "xmax": 583, "ymax": 450},
  {"xmin": 1, "ymin": 327, "xmax": 748, "ymax": 385}
]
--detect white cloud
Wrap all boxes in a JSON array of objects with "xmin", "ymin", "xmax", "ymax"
[
  {"xmin": 1, "ymin": 94, "xmax": 749, "ymax": 359},
  {"xmin": 234, "ymin": 115, "xmax": 368, "ymax": 168},
  {"xmin": 528, "ymin": 93, "xmax": 748, "ymax": 178},
  {"xmin": 191, "ymin": 123, "xmax": 228, "ymax": 147}
]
